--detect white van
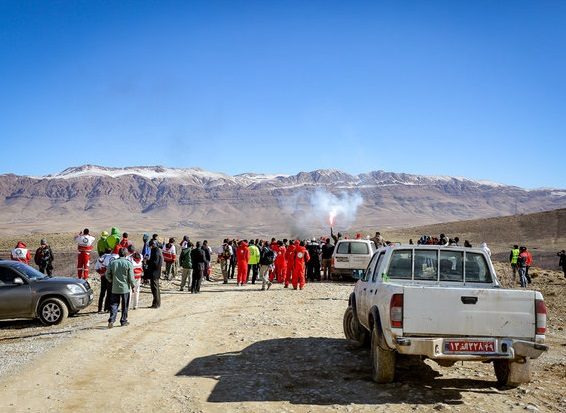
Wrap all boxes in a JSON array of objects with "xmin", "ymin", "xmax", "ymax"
[{"xmin": 331, "ymin": 239, "xmax": 377, "ymax": 280}]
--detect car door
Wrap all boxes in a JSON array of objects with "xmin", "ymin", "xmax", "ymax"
[
  {"xmin": 356, "ymin": 252, "xmax": 380, "ymax": 328},
  {"xmin": 0, "ymin": 266, "xmax": 33, "ymax": 318}
]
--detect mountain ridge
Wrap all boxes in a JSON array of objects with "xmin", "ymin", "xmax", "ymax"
[{"xmin": 0, "ymin": 165, "xmax": 565, "ymax": 237}]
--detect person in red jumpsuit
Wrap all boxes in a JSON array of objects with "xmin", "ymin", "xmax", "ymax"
[
  {"xmin": 11, "ymin": 241, "xmax": 31, "ymax": 264},
  {"xmin": 273, "ymin": 240, "xmax": 287, "ymax": 283},
  {"xmin": 292, "ymin": 240, "xmax": 310, "ymax": 290},
  {"xmin": 75, "ymin": 228, "xmax": 96, "ymax": 279},
  {"xmin": 284, "ymin": 240, "xmax": 297, "ymax": 288},
  {"xmin": 236, "ymin": 240, "xmax": 250, "ymax": 286}
]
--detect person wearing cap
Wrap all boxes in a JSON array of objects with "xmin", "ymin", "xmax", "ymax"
[
  {"xmin": 34, "ymin": 239, "xmax": 54, "ymax": 275},
  {"xmin": 97, "ymin": 231, "xmax": 109, "ymax": 257}
]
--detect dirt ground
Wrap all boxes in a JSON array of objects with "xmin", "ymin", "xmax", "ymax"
[{"xmin": 0, "ymin": 262, "xmax": 565, "ymax": 413}]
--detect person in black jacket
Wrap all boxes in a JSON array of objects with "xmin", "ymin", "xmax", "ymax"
[
  {"xmin": 191, "ymin": 241, "xmax": 206, "ymax": 293},
  {"xmin": 559, "ymin": 250, "xmax": 566, "ymax": 278},
  {"xmin": 320, "ymin": 238, "xmax": 334, "ymax": 281},
  {"xmin": 147, "ymin": 240, "xmax": 163, "ymax": 308},
  {"xmin": 306, "ymin": 238, "xmax": 321, "ymax": 282}
]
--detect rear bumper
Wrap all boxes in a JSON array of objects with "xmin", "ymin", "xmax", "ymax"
[{"xmin": 394, "ymin": 336, "xmax": 548, "ymax": 361}]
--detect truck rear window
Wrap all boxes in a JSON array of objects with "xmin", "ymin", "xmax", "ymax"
[
  {"xmin": 465, "ymin": 253, "xmax": 492, "ymax": 283},
  {"xmin": 388, "ymin": 250, "xmax": 412, "ymax": 279}
]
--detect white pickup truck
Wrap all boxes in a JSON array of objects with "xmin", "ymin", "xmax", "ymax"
[{"xmin": 343, "ymin": 244, "xmax": 548, "ymax": 387}]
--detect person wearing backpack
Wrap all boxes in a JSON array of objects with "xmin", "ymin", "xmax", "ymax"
[
  {"xmin": 217, "ymin": 239, "xmax": 232, "ymax": 284},
  {"xmin": 34, "ymin": 239, "xmax": 54, "ymax": 276},
  {"xmin": 258, "ymin": 241, "xmax": 275, "ymax": 291}
]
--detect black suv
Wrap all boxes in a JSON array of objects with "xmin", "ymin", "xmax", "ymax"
[{"xmin": 0, "ymin": 260, "xmax": 93, "ymax": 325}]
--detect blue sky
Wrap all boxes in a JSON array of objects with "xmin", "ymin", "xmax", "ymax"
[{"xmin": 1, "ymin": 1, "xmax": 564, "ymax": 189}]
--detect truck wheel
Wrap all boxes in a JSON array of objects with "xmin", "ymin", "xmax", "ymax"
[
  {"xmin": 371, "ymin": 327, "xmax": 396, "ymax": 383},
  {"xmin": 38, "ymin": 298, "xmax": 69, "ymax": 325},
  {"xmin": 343, "ymin": 306, "xmax": 369, "ymax": 347},
  {"xmin": 493, "ymin": 359, "xmax": 531, "ymax": 388}
]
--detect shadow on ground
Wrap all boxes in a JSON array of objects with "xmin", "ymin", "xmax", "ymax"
[{"xmin": 177, "ymin": 337, "xmax": 499, "ymax": 406}]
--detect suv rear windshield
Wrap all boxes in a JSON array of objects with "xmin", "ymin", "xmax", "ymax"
[{"xmin": 336, "ymin": 242, "xmax": 369, "ymax": 255}]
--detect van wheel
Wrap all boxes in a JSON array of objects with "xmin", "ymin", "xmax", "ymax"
[
  {"xmin": 493, "ymin": 359, "xmax": 531, "ymax": 388},
  {"xmin": 371, "ymin": 327, "xmax": 396, "ymax": 383},
  {"xmin": 38, "ymin": 298, "xmax": 69, "ymax": 325},
  {"xmin": 343, "ymin": 306, "xmax": 369, "ymax": 347}
]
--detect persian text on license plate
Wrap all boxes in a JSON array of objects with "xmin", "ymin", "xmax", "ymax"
[{"xmin": 445, "ymin": 340, "xmax": 495, "ymax": 353}]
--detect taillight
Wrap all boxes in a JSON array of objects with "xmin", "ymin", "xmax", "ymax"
[
  {"xmin": 535, "ymin": 299, "xmax": 547, "ymax": 335},
  {"xmin": 390, "ymin": 294, "xmax": 403, "ymax": 328}
]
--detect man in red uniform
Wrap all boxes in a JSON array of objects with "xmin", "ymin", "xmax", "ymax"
[
  {"xmin": 236, "ymin": 240, "xmax": 250, "ymax": 286},
  {"xmin": 284, "ymin": 240, "xmax": 296, "ymax": 288},
  {"xmin": 274, "ymin": 240, "xmax": 287, "ymax": 283},
  {"xmin": 11, "ymin": 241, "xmax": 31, "ymax": 264},
  {"xmin": 292, "ymin": 240, "xmax": 310, "ymax": 290},
  {"xmin": 75, "ymin": 228, "xmax": 96, "ymax": 279}
]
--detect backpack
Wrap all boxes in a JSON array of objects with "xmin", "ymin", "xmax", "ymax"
[
  {"xmin": 223, "ymin": 244, "xmax": 232, "ymax": 258},
  {"xmin": 262, "ymin": 247, "xmax": 275, "ymax": 265}
]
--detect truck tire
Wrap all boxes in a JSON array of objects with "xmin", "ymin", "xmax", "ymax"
[
  {"xmin": 38, "ymin": 298, "xmax": 69, "ymax": 325},
  {"xmin": 370, "ymin": 327, "xmax": 396, "ymax": 383},
  {"xmin": 343, "ymin": 306, "xmax": 369, "ymax": 347},
  {"xmin": 493, "ymin": 358, "xmax": 531, "ymax": 388}
]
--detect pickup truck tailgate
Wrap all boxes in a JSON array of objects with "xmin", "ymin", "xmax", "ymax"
[{"xmin": 403, "ymin": 286, "xmax": 536, "ymax": 339}]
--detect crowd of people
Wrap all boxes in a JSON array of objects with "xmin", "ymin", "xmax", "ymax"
[{"xmin": 7, "ymin": 229, "xmax": 566, "ymax": 328}]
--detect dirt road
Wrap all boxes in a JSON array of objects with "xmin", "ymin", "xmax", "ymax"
[{"xmin": 1, "ymin": 273, "xmax": 565, "ymax": 413}]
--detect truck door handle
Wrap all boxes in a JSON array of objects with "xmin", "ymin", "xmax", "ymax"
[
  {"xmin": 461, "ymin": 296, "xmax": 478, "ymax": 304},
  {"xmin": 369, "ymin": 289, "xmax": 373, "ymax": 293},
  {"xmin": 363, "ymin": 288, "xmax": 367, "ymax": 291}
]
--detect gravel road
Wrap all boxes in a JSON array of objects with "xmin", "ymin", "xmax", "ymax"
[{"xmin": 0, "ymin": 266, "xmax": 565, "ymax": 413}]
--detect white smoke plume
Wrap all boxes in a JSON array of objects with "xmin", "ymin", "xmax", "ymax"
[{"xmin": 281, "ymin": 189, "xmax": 364, "ymax": 239}]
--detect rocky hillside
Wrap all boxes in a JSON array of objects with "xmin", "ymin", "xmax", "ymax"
[{"xmin": 1, "ymin": 165, "xmax": 565, "ymax": 238}]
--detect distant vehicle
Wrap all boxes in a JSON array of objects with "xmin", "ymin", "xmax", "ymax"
[
  {"xmin": 331, "ymin": 239, "xmax": 377, "ymax": 280},
  {"xmin": 0, "ymin": 260, "xmax": 93, "ymax": 325},
  {"xmin": 343, "ymin": 244, "xmax": 548, "ymax": 387}
]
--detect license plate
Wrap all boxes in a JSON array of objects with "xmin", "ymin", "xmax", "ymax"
[
  {"xmin": 444, "ymin": 340, "xmax": 495, "ymax": 353},
  {"xmin": 336, "ymin": 257, "xmax": 349, "ymax": 262}
]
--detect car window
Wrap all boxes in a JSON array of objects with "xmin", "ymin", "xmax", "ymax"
[
  {"xmin": 388, "ymin": 250, "xmax": 412, "ymax": 279},
  {"xmin": 372, "ymin": 252, "xmax": 386, "ymax": 282},
  {"xmin": 439, "ymin": 250, "xmax": 464, "ymax": 282},
  {"xmin": 350, "ymin": 242, "xmax": 369, "ymax": 255},
  {"xmin": 9, "ymin": 262, "xmax": 47, "ymax": 280},
  {"xmin": 414, "ymin": 250, "xmax": 438, "ymax": 280},
  {"xmin": 336, "ymin": 242, "xmax": 349, "ymax": 254},
  {"xmin": 0, "ymin": 267, "xmax": 20, "ymax": 286},
  {"xmin": 363, "ymin": 253, "xmax": 379, "ymax": 282},
  {"xmin": 465, "ymin": 252, "xmax": 492, "ymax": 283}
]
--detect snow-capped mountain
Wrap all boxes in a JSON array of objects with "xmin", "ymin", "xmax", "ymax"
[{"xmin": 0, "ymin": 165, "xmax": 564, "ymax": 237}]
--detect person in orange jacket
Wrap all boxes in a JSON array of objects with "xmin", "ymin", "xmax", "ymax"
[
  {"xmin": 525, "ymin": 247, "xmax": 533, "ymax": 284},
  {"xmin": 292, "ymin": 240, "xmax": 310, "ymax": 290},
  {"xmin": 11, "ymin": 241, "xmax": 31, "ymax": 264},
  {"xmin": 236, "ymin": 240, "xmax": 250, "ymax": 286},
  {"xmin": 273, "ymin": 240, "xmax": 287, "ymax": 283},
  {"xmin": 284, "ymin": 240, "xmax": 296, "ymax": 288}
]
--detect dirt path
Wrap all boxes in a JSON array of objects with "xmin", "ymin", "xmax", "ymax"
[{"xmin": 0, "ymin": 278, "xmax": 565, "ymax": 413}]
